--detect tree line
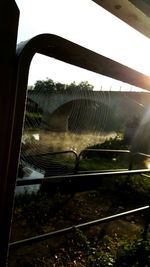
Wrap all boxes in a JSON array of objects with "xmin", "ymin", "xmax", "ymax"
[{"xmin": 28, "ymin": 78, "xmax": 94, "ymax": 93}]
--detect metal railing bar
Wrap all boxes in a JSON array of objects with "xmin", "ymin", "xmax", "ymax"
[
  {"xmin": 141, "ymin": 173, "xmax": 150, "ymax": 178},
  {"xmin": 77, "ymin": 168, "xmax": 128, "ymax": 174},
  {"xmin": 20, "ymin": 150, "xmax": 78, "ymax": 175},
  {"xmin": 134, "ymin": 152, "xmax": 150, "ymax": 158},
  {"xmin": 79, "ymin": 149, "xmax": 130, "ymax": 154},
  {"xmin": 21, "ymin": 149, "xmax": 129, "ymax": 176},
  {"xmin": 18, "ymin": 149, "xmax": 150, "ymax": 180},
  {"xmin": 74, "ymin": 148, "xmax": 131, "ymax": 173},
  {"xmin": 16, "ymin": 168, "xmax": 150, "ymax": 186},
  {"xmin": 143, "ymin": 207, "xmax": 150, "ymax": 240},
  {"xmin": 9, "ymin": 205, "xmax": 149, "ymax": 249},
  {"xmin": 24, "ymin": 150, "xmax": 78, "ymax": 158},
  {"xmin": 128, "ymin": 152, "xmax": 150, "ymax": 171}
]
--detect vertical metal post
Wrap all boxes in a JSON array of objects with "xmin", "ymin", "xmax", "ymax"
[
  {"xmin": 143, "ymin": 206, "xmax": 150, "ymax": 240},
  {"xmin": 0, "ymin": 1, "xmax": 19, "ymax": 266},
  {"xmin": 128, "ymin": 152, "xmax": 133, "ymax": 171}
]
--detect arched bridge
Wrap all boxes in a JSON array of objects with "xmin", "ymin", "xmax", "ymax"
[
  {"xmin": 28, "ymin": 90, "xmax": 112, "ymax": 114},
  {"xmin": 27, "ymin": 90, "xmax": 150, "ymax": 131}
]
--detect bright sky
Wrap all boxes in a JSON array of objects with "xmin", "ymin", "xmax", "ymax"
[{"xmin": 16, "ymin": 0, "xmax": 150, "ymax": 91}]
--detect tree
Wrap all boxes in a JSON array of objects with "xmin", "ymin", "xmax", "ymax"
[
  {"xmin": 34, "ymin": 79, "xmax": 56, "ymax": 92},
  {"xmin": 33, "ymin": 78, "xmax": 94, "ymax": 93},
  {"xmin": 78, "ymin": 81, "xmax": 94, "ymax": 91},
  {"xmin": 55, "ymin": 82, "xmax": 66, "ymax": 92},
  {"xmin": 66, "ymin": 81, "xmax": 94, "ymax": 92}
]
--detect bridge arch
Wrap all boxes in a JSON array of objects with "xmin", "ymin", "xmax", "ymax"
[
  {"xmin": 27, "ymin": 91, "xmax": 150, "ymax": 132},
  {"xmin": 27, "ymin": 94, "xmax": 114, "ymax": 132}
]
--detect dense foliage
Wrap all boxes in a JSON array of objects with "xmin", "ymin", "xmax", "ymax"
[{"xmin": 31, "ymin": 79, "xmax": 94, "ymax": 93}]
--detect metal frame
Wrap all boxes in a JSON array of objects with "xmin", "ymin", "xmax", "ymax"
[
  {"xmin": 74, "ymin": 148, "xmax": 131, "ymax": 173},
  {"xmin": 21, "ymin": 150, "xmax": 78, "ymax": 175},
  {"xmin": 93, "ymin": 0, "xmax": 150, "ymax": 39},
  {"xmin": 0, "ymin": 1, "xmax": 19, "ymax": 266},
  {"xmin": 0, "ymin": 1, "xmax": 150, "ymax": 266},
  {"xmin": 15, "ymin": 168, "xmax": 150, "ymax": 193},
  {"xmin": 20, "ymin": 148, "xmax": 131, "ymax": 176}
]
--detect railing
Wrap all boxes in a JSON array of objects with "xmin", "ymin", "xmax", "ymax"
[
  {"xmin": 11, "ymin": 148, "xmax": 150, "ymax": 249},
  {"xmin": 20, "ymin": 149, "xmax": 78, "ymax": 176},
  {"xmin": 74, "ymin": 148, "xmax": 132, "ymax": 173},
  {"xmin": 9, "ymin": 204, "xmax": 149, "ymax": 249},
  {"xmin": 20, "ymin": 148, "xmax": 131, "ymax": 176},
  {"xmin": 11, "ymin": 151, "xmax": 150, "ymax": 249}
]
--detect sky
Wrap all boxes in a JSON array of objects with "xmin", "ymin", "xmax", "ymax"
[{"xmin": 16, "ymin": 0, "xmax": 150, "ymax": 91}]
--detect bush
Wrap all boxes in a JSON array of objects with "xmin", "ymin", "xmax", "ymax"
[{"xmin": 116, "ymin": 238, "xmax": 150, "ymax": 267}]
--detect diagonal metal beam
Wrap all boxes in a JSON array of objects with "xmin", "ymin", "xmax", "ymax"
[
  {"xmin": 130, "ymin": 0, "xmax": 150, "ymax": 17},
  {"xmin": 93, "ymin": 0, "xmax": 150, "ymax": 38},
  {"xmin": 17, "ymin": 34, "xmax": 150, "ymax": 91}
]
